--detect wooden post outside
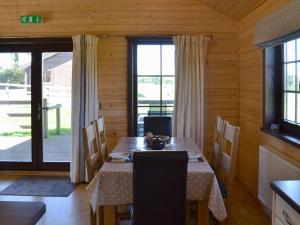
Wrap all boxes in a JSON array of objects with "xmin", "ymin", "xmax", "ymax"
[
  {"xmin": 56, "ymin": 104, "xmax": 61, "ymax": 135},
  {"xmin": 43, "ymin": 98, "xmax": 48, "ymax": 138}
]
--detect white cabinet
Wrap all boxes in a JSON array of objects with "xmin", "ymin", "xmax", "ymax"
[{"xmin": 272, "ymin": 192, "xmax": 300, "ymax": 225}]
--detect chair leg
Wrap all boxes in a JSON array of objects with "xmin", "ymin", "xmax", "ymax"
[
  {"xmin": 103, "ymin": 206, "xmax": 117, "ymax": 225},
  {"xmin": 97, "ymin": 206, "xmax": 104, "ymax": 225},
  {"xmin": 185, "ymin": 201, "xmax": 192, "ymax": 225},
  {"xmin": 197, "ymin": 200, "xmax": 209, "ymax": 225}
]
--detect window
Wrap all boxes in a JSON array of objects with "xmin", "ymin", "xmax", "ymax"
[
  {"xmin": 283, "ymin": 39, "xmax": 300, "ymax": 125},
  {"xmin": 128, "ymin": 38, "xmax": 175, "ymax": 136},
  {"xmin": 263, "ymin": 37, "xmax": 300, "ymax": 147},
  {"xmin": 43, "ymin": 70, "xmax": 53, "ymax": 83}
]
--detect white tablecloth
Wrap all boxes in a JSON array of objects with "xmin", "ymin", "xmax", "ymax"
[{"xmin": 87, "ymin": 137, "xmax": 227, "ymax": 222}]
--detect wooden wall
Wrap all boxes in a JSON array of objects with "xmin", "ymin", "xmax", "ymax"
[
  {"xmin": 238, "ymin": 0, "xmax": 300, "ymax": 197},
  {"xmin": 0, "ymin": 0, "xmax": 239, "ymax": 153}
]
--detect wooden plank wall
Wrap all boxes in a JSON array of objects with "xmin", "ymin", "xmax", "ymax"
[
  {"xmin": 0, "ymin": 0, "xmax": 239, "ymax": 154},
  {"xmin": 238, "ymin": 0, "xmax": 300, "ymax": 197}
]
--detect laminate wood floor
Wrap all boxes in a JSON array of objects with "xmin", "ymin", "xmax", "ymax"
[{"xmin": 0, "ymin": 175, "xmax": 270, "ymax": 225}]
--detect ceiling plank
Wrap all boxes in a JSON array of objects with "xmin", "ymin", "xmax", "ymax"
[{"xmin": 200, "ymin": 0, "xmax": 267, "ymax": 19}]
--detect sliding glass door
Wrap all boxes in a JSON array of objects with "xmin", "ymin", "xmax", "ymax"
[{"xmin": 0, "ymin": 39, "xmax": 73, "ymax": 171}]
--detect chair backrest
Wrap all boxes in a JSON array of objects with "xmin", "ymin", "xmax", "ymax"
[
  {"xmin": 143, "ymin": 116, "xmax": 172, "ymax": 136},
  {"xmin": 82, "ymin": 123, "xmax": 102, "ymax": 182},
  {"xmin": 218, "ymin": 121, "xmax": 240, "ymax": 199},
  {"xmin": 210, "ymin": 116, "xmax": 225, "ymax": 172},
  {"xmin": 94, "ymin": 116, "xmax": 108, "ymax": 163},
  {"xmin": 132, "ymin": 151, "xmax": 188, "ymax": 225}
]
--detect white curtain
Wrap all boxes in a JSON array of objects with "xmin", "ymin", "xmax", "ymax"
[
  {"xmin": 172, "ymin": 35, "xmax": 210, "ymax": 150},
  {"xmin": 71, "ymin": 34, "xmax": 99, "ymax": 183}
]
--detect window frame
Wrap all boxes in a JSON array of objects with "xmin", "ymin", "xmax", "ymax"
[
  {"xmin": 262, "ymin": 41, "xmax": 300, "ymax": 148},
  {"xmin": 281, "ymin": 39, "xmax": 300, "ymax": 137},
  {"xmin": 127, "ymin": 37, "xmax": 174, "ymax": 136}
]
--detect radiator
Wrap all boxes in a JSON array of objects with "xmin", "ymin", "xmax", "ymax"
[{"xmin": 258, "ymin": 145, "xmax": 300, "ymax": 217}]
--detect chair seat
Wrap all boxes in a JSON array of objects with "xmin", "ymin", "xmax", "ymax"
[
  {"xmin": 216, "ymin": 177, "xmax": 228, "ymax": 198},
  {"xmin": 0, "ymin": 201, "xmax": 46, "ymax": 225}
]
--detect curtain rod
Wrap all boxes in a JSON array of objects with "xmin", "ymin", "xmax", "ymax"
[
  {"xmin": 96, "ymin": 34, "xmax": 214, "ymax": 40},
  {"xmin": 0, "ymin": 34, "xmax": 213, "ymax": 40}
]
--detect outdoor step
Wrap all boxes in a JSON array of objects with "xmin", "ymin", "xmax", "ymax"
[
  {"xmin": 7, "ymin": 113, "xmax": 31, "ymax": 117},
  {"xmin": 19, "ymin": 125, "xmax": 31, "ymax": 129}
]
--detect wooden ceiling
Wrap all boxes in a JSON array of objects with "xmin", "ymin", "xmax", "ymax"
[{"xmin": 200, "ymin": 0, "xmax": 267, "ymax": 19}]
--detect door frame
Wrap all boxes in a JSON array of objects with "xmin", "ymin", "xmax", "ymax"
[{"xmin": 0, "ymin": 38, "xmax": 72, "ymax": 171}]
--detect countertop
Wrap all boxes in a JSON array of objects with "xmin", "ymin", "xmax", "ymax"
[{"xmin": 271, "ymin": 180, "xmax": 300, "ymax": 214}]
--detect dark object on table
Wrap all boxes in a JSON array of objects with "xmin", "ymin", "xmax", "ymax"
[
  {"xmin": 132, "ymin": 150, "xmax": 188, "ymax": 225},
  {"xmin": 148, "ymin": 137, "xmax": 165, "ymax": 150},
  {"xmin": 145, "ymin": 134, "xmax": 170, "ymax": 150},
  {"xmin": 0, "ymin": 201, "xmax": 46, "ymax": 225},
  {"xmin": 143, "ymin": 116, "xmax": 172, "ymax": 137}
]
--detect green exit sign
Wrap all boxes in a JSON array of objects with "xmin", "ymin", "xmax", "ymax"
[{"xmin": 20, "ymin": 16, "xmax": 44, "ymax": 24}]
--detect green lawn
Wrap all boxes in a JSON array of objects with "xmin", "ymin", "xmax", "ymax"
[
  {"xmin": 0, "ymin": 128, "xmax": 71, "ymax": 137},
  {"xmin": 0, "ymin": 102, "xmax": 71, "ymax": 138}
]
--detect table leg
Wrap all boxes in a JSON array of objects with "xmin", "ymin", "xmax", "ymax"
[
  {"xmin": 103, "ymin": 206, "xmax": 116, "ymax": 225},
  {"xmin": 197, "ymin": 200, "xmax": 209, "ymax": 225},
  {"xmin": 185, "ymin": 201, "xmax": 192, "ymax": 225},
  {"xmin": 90, "ymin": 205, "xmax": 96, "ymax": 225}
]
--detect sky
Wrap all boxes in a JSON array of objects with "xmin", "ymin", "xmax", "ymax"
[{"xmin": 0, "ymin": 53, "xmax": 31, "ymax": 69}]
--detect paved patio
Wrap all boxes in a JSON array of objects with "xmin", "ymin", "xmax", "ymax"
[{"xmin": 0, "ymin": 135, "xmax": 71, "ymax": 162}]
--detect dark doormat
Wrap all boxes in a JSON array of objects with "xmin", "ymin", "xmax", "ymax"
[{"xmin": 0, "ymin": 176, "xmax": 76, "ymax": 197}]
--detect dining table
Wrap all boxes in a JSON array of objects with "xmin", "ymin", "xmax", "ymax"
[{"xmin": 87, "ymin": 137, "xmax": 227, "ymax": 225}]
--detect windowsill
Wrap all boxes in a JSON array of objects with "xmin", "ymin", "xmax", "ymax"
[{"xmin": 261, "ymin": 127, "xmax": 300, "ymax": 148}]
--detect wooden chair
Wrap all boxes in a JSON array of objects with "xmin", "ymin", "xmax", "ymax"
[
  {"xmin": 210, "ymin": 115, "xmax": 225, "ymax": 173},
  {"xmin": 132, "ymin": 151, "xmax": 188, "ymax": 225},
  {"xmin": 82, "ymin": 123, "xmax": 103, "ymax": 183},
  {"xmin": 216, "ymin": 121, "xmax": 240, "ymax": 211},
  {"xmin": 143, "ymin": 116, "xmax": 172, "ymax": 137},
  {"xmin": 95, "ymin": 116, "xmax": 108, "ymax": 163}
]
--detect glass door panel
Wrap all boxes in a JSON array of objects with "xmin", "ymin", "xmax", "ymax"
[
  {"xmin": 42, "ymin": 52, "xmax": 72, "ymax": 163},
  {"xmin": 0, "ymin": 53, "xmax": 32, "ymax": 162}
]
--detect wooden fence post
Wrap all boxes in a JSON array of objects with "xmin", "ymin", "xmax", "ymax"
[{"xmin": 56, "ymin": 105, "xmax": 61, "ymax": 135}]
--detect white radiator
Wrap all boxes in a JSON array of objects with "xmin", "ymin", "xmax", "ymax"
[{"xmin": 258, "ymin": 145, "xmax": 300, "ymax": 217}]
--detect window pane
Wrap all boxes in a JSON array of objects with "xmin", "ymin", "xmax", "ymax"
[
  {"xmin": 138, "ymin": 77, "xmax": 160, "ymax": 102},
  {"xmin": 137, "ymin": 45, "xmax": 160, "ymax": 75},
  {"xmin": 165, "ymin": 106, "xmax": 174, "ymax": 116},
  {"xmin": 0, "ymin": 53, "xmax": 32, "ymax": 162},
  {"xmin": 286, "ymin": 63, "xmax": 296, "ymax": 90},
  {"xmin": 162, "ymin": 77, "xmax": 175, "ymax": 101},
  {"xmin": 137, "ymin": 107, "xmax": 149, "ymax": 137},
  {"xmin": 42, "ymin": 52, "xmax": 72, "ymax": 162},
  {"xmin": 162, "ymin": 45, "xmax": 175, "ymax": 75},
  {"xmin": 297, "ymin": 63, "xmax": 300, "ymax": 91},
  {"xmin": 297, "ymin": 39, "xmax": 300, "ymax": 61},
  {"xmin": 298, "ymin": 94, "xmax": 300, "ymax": 124},
  {"xmin": 285, "ymin": 40, "xmax": 296, "ymax": 62},
  {"xmin": 284, "ymin": 92, "xmax": 296, "ymax": 122}
]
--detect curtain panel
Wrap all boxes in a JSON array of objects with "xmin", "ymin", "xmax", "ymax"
[
  {"xmin": 172, "ymin": 35, "xmax": 209, "ymax": 149},
  {"xmin": 71, "ymin": 34, "xmax": 99, "ymax": 183}
]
